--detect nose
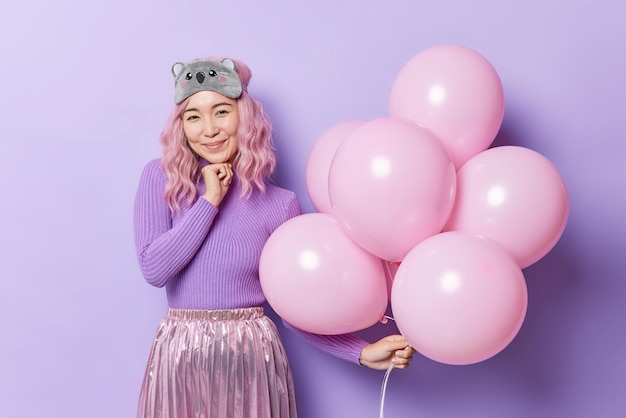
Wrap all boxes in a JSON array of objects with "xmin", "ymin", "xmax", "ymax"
[{"xmin": 203, "ymin": 122, "xmax": 219, "ymax": 137}]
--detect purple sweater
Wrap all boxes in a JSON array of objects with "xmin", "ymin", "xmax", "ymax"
[{"xmin": 134, "ymin": 159, "xmax": 367, "ymax": 364}]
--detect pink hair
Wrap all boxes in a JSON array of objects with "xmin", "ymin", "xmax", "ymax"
[{"xmin": 160, "ymin": 58, "xmax": 276, "ymax": 212}]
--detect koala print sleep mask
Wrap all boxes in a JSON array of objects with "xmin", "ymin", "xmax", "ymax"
[{"xmin": 172, "ymin": 58, "xmax": 244, "ymax": 104}]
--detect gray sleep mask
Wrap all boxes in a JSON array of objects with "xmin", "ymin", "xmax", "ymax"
[{"xmin": 172, "ymin": 58, "xmax": 244, "ymax": 104}]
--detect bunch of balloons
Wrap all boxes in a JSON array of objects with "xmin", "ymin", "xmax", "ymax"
[{"xmin": 260, "ymin": 45, "xmax": 569, "ymax": 365}]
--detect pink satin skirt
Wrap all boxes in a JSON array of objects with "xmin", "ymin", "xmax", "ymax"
[{"xmin": 137, "ymin": 307, "xmax": 297, "ymax": 417}]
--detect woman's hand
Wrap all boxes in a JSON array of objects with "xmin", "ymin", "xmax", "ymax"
[
  {"xmin": 201, "ymin": 163, "xmax": 233, "ymax": 207},
  {"xmin": 359, "ymin": 335, "xmax": 416, "ymax": 370}
]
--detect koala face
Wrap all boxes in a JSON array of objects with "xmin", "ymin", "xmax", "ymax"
[{"xmin": 172, "ymin": 58, "xmax": 243, "ymax": 104}]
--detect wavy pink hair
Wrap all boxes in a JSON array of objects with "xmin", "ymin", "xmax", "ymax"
[{"xmin": 160, "ymin": 57, "xmax": 276, "ymax": 212}]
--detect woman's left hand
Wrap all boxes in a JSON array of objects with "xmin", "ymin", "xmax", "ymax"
[{"xmin": 359, "ymin": 335, "xmax": 416, "ymax": 370}]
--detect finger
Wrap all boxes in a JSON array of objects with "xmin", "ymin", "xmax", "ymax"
[
  {"xmin": 397, "ymin": 346, "xmax": 415, "ymax": 358},
  {"xmin": 208, "ymin": 164, "xmax": 230, "ymax": 186},
  {"xmin": 392, "ymin": 354, "xmax": 414, "ymax": 368},
  {"xmin": 391, "ymin": 358, "xmax": 408, "ymax": 368},
  {"xmin": 383, "ymin": 334, "xmax": 406, "ymax": 343},
  {"xmin": 216, "ymin": 163, "xmax": 231, "ymax": 177},
  {"xmin": 395, "ymin": 349, "xmax": 408, "ymax": 359},
  {"xmin": 385, "ymin": 340, "xmax": 410, "ymax": 353},
  {"xmin": 202, "ymin": 164, "xmax": 224, "ymax": 178},
  {"xmin": 222, "ymin": 170, "xmax": 233, "ymax": 186}
]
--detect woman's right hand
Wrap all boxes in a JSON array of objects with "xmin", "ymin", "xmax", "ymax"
[{"xmin": 201, "ymin": 163, "xmax": 233, "ymax": 207}]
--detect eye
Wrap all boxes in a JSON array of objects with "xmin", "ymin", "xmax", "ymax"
[
  {"xmin": 215, "ymin": 106, "xmax": 231, "ymax": 116},
  {"xmin": 208, "ymin": 70, "xmax": 217, "ymax": 77},
  {"xmin": 185, "ymin": 72, "xmax": 192, "ymax": 80}
]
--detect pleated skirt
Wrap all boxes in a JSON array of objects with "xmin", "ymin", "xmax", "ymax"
[{"xmin": 137, "ymin": 307, "xmax": 297, "ymax": 418}]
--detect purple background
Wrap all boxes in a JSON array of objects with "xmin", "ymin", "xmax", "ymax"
[{"xmin": 1, "ymin": 1, "xmax": 624, "ymax": 417}]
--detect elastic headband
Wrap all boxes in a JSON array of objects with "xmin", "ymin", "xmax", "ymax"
[{"xmin": 172, "ymin": 58, "xmax": 244, "ymax": 104}]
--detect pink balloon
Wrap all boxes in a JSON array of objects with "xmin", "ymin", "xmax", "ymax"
[
  {"xmin": 445, "ymin": 146, "xmax": 569, "ymax": 268},
  {"xmin": 389, "ymin": 45, "xmax": 504, "ymax": 169},
  {"xmin": 259, "ymin": 213, "xmax": 388, "ymax": 335},
  {"xmin": 328, "ymin": 117, "xmax": 456, "ymax": 262},
  {"xmin": 391, "ymin": 231, "xmax": 528, "ymax": 365},
  {"xmin": 306, "ymin": 120, "xmax": 365, "ymax": 213}
]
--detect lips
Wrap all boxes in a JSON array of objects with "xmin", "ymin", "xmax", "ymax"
[{"xmin": 203, "ymin": 139, "xmax": 227, "ymax": 149}]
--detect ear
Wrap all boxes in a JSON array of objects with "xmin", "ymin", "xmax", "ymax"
[
  {"xmin": 171, "ymin": 62, "xmax": 185, "ymax": 78},
  {"xmin": 221, "ymin": 58, "xmax": 236, "ymax": 71}
]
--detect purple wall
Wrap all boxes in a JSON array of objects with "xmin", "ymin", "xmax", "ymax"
[{"xmin": 1, "ymin": 1, "xmax": 624, "ymax": 417}]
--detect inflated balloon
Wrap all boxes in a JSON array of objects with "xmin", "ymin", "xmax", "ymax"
[
  {"xmin": 259, "ymin": 213, "xmax": 388, "ymax": 335},
  {"xmin": 306, "ymin": 120, "xmax": 365, "ymax": 214},
  {"xmin": 391, "ymin": 231, "xmax": 528, "ymax": 365},
  {"xmin": 444, "ymin": 145, "xmax": 569, "ymax": 268},
  {"xmin": 328, "ymin": 117, "xmax": 456, "ymax": 262},
  {"xmin": 389, "ymin": 45, "xmax": 504, "ymax": 169}
]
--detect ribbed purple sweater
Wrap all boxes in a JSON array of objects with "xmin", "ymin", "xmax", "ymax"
[{"xmin": 134, "ymin": 159, "xmax": 367, "ymax": 364}]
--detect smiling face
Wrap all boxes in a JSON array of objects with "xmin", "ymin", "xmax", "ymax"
[{"xmin": 183, "ymin": 90, "xmax": 240, "ymax": 164}]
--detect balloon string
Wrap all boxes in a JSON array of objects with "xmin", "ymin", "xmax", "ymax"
[
  {"xmin": 379, "ymin": 364, "xmax": 394, "ymax": 418},
  {"xmin": 379, "ymin": 313, "xmax": 397, "ymax": 417},
  {"xmin": 378, "ymin": 314, "xmax": 396, "ymax": 417}
]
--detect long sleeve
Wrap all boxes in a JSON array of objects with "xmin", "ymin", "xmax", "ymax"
[
  {"xmin": 283, "ymin": 321, "xmax": 369, "ymax": 365},
  {"xmin": 133, "ymin": 159, "xmax": 219, "ymax": 287}
]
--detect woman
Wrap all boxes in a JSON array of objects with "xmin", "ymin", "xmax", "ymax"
[{"xmin": 134, "ymin": 57, "xmax": 414, "ymax": 418}]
